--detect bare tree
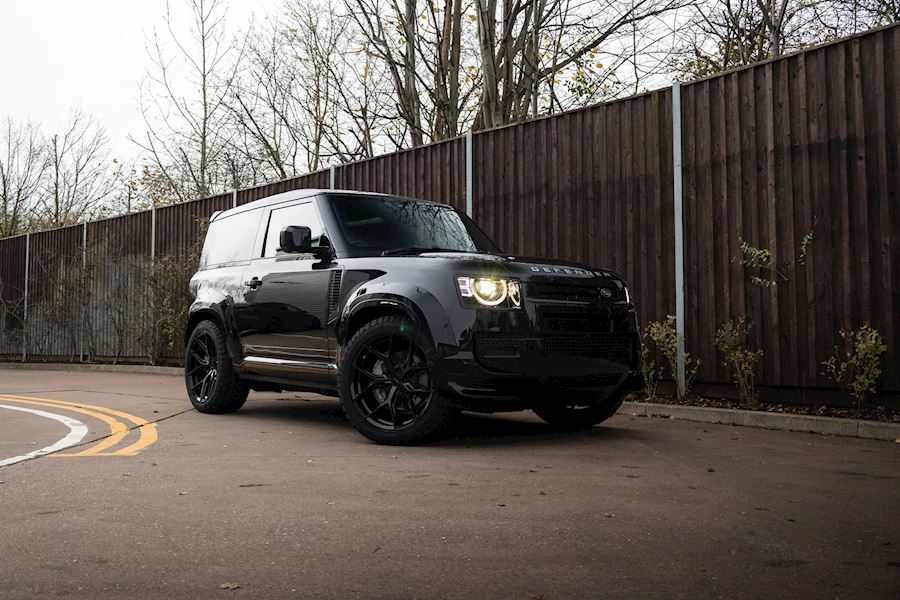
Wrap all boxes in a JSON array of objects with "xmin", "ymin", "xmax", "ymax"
[
  {"xmin": 348, "ymin": 0, "xmax": 481, "ymax": 146},
  {"xmin": 673, "ymin": 0, "xmax": 897, "ymax": 79},
  {"xmin": 475, "ymin": 0, "xmax": 691, "ymax": 128},
  {"xmin": 134, "ymin": 0, "xmax": 242, "ymax": 202},
  {"xmin": 37, "ymin": 110, "xmax": 116, "ymax": 228},
  {"xmin": 0, "ymin": 117, "xmax": 46, "ymax": 237}
]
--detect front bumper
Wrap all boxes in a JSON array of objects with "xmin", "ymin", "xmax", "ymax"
[{"xmin": 432, "ymin": 302, "xmax": 642, "ymax": 412}]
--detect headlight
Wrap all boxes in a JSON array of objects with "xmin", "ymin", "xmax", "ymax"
[
  {"xmin": 624, "ymin": 286, "xmax": 631, "ymax": 304},
  {"xmin": 457, "ymin": 276, "xmax": 521, "ymax": 308}
]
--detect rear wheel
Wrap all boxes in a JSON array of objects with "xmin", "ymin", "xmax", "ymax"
[
  {"xmin": 531, "ymin": 391, "xmax": 626, "ymax": 430},
  {"xmin": 340, "ymin": 316, "xmax": 456, "ymax": 445},
  {"xmin": 185, "ymin": 319, "xmax": 250, "ymax": 413}
]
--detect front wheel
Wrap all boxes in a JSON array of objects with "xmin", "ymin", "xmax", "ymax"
[
  {"xmin": 340, "ymin": 315, "xmax": 457, "ymax": 445},
  {"xmin": 531, "ymin": 390, "xmax": 626, "ymax": 430},
  {"xmin": 185, "ymin": 319, "xmax": 250, "ymax": 413}
]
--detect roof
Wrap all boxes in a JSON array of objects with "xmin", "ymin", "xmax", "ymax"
[{"xmin": 212, "ymin": 188, "xmax": 450, "ymax": 220}]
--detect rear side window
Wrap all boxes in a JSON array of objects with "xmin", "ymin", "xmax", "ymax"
[
  {"xmin": 199, "ymin": 209, "xmax": 261, "ymax": 268},
  {"xmin": 262, "ymin": 202, "xmax": 326, "ymax": 257}
]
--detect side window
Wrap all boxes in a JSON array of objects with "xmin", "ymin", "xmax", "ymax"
[
  {"xmin": 263, "ymin": 202, "xmax": 326, "ymax": 257},
  {"xmin": 199, "ymin": 209, "xmax": 261, "ymax": 268}
]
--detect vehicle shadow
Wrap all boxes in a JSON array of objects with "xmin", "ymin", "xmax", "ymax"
[{"xmin": 236, "ymin": 394, "xmax": 653, "ymax": 447}]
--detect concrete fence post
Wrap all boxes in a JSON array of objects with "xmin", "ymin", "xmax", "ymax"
[
  {"xmin": 232, "ymin": 189, "xmax": 238, "ymax": 208},
  {"xmin": 22, "ymin": 232, "xmax": 29, "ymax": 362},
  {"xmin": 672, "ymin": 82, "xmax": 686, "ymax": 396},
  {"xmin": 330, "ymin": 165, "xmax": 336, "ymax": 190},
  {"xmin": 150, "ymin": 206, "xmax": 157, "ymax": 263},
  {"xmin": 465, "ymin": 130, "xmax": 473, "ymax": 218},
  {"xmin": 80, "ymin": 222, "xmax": 87, "ymax": 363}
]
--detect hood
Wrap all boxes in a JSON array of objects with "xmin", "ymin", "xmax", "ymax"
[{"xmin": 416, "ymin": 252, "xmax": 625, "ymax": 286}]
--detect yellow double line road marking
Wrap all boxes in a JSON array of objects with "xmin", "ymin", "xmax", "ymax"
[{"xmin": 0, "ymin": 395, "xmax": 158, "ymax": 457}]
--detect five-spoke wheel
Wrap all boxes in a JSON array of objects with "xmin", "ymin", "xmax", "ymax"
[
  {"xmin": 340, "ymin": 315, "xmax": 457, "ymax": 445},
  {"xmin": 350, "ymin": 333, "xmax": 434, "ymax": 431},
  {"xmin": 184, "ymin": 319, "xmax": 250, "ymax": 413},
  {"xmin": 186, "ymin": 329, "xmax": 218, "ymax": 404}
]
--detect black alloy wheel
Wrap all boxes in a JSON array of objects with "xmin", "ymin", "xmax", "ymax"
[
  {"xmin": 340, "ymin": 315, "xmax": 456, "ymax": 444},
  {"xmin": 350, "ymin": 333, "xmax": 433, "ymax": 431},
  {"xmin": 186, "ymin": 329, "xmax": 218, "ymax": 404},
  {"xmin": 184, "ymin": 319, "xmax": 250, "ymax": 413}
]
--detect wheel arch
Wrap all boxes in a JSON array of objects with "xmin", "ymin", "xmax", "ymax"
[
  {"xmin": 185, "ymin": 302, "xmax": 243, "ymax": 365},
  {"xmin": 185, "ymin": 307, "xmax": 225, "ymax": 347},
  {"xmin": 338, "ymin": 292, "xmax": 454, "ymax": 351}
]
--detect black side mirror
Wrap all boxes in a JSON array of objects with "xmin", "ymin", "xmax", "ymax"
[{"xmin": 279, "ymin": 225, "xmax": 312, "ymax": 253}]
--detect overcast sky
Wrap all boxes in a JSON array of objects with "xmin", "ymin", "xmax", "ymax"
[{"xmin": 0, "ymin": 0, "xmax": 277, "ymax": 160}]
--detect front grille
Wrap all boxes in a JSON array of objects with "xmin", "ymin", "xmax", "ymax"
[
  {"xmin": 474, "ymin": 333, "xmax": 632, "ymax": 362},
  {"xmin": 528, "ymin": 283, "xmax": 621, "ymax": 303},
  {"xmin": 537, "ymin": 305, "xmax": 630, "ymax": 334},
  {"xmin": 545, "ymin": 334, "xmax": 631, "ymax": 357}
]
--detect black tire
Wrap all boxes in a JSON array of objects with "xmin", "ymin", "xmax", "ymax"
[
  {"xmin": 340, "ymin": 315, "xmax": 457, "ymax": 445},
  {"xmin": 185, "ymin": 319, "xmax": 250, "ymax": 414},
  {"xmin": 531, "ymin": 390, "xmax": 626, "ymax": 430}
]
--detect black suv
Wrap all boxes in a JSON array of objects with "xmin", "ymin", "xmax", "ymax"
[{"xmin": 185, "ymin": 190, "xmax": 641, "ymax": 444}]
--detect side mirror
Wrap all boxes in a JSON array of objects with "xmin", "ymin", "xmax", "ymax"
[{"xmin": 279, "ymin": 225, "xmax": 312, "ymax": 253}]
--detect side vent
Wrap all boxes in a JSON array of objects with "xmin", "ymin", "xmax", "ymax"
[{"xmin": 327, "ymin": 270, "xmax": 343, "ymax": 322}]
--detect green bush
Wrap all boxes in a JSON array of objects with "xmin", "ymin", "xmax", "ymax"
[
  {"xmin": 645, "ymin": 315, "xmax": 700, "ymax": 400},
  {"xmin": 822, "ymin": 324, "xmax": 887, "ymax": 413},
  {"xmin": 714, "ymin": 317, "xmax": 763, "ymax": 407},
  {"xmin": 640, "ymin": 333, "xmax": 663, "ymax": 400}
]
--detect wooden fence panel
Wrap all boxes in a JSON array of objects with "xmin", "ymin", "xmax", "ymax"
[
  {"xmin": 334, "ymin": 138, "xmax": 467, "ymax": 213},
  {"xmin": 0, "ymin": 235, "xmax": 27, "ymax": 357},
  {"xmin": 25, "ymin": 225, "xmax": 84, "ymax": 360},
  {"xmin": 681, "ymin": 25, "xmax": 899, "ymax": 391}
]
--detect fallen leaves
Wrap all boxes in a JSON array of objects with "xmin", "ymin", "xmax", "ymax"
[
  {"xmin": 306, "ymin": 459, "xmax": 317, "ymax": 466},
  {"xmin": 218, "ymin": 582, "xmax": 241, "ymax": 590},
  {"xmin": 178, "ymin": 491, "xmax": 188, "ymax": 496}
]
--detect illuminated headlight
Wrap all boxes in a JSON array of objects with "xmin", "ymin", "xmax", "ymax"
[
  {"xmin": 457, "ymin": 276, "xmax": 522, "ymax": 308},
  {"xmin": 624, "ymin": 286, "xmax": 631, "ymax": 303}
]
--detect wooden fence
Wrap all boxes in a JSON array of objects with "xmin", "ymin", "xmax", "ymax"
[{"xmin": 0, "ymin": 25, "xmax": 897, "ymax": 393}]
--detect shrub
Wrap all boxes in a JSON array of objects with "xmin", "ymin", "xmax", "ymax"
[
  {"xmin": 645, "ymin": 315, "xmax": 700, "ymax": 400},
  {"xmin": 640, "ymin": 332, "xmax": 663, "ymax": 400},
  {"xmin": 714, "ymin": 317, "xmax": 763, "ymax": 407},
  {"xmin": 822, "ymin": 324, "xmax": 887, "ymax": 413}
]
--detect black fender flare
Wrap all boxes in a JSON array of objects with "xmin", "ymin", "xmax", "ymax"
[
  {"xmin": 337, "ymin": 286, "xmax": 457, "ymax": 351},
  {"xmin": 185, "ymin": 295, "xmax": 243, "ymax": 364}
]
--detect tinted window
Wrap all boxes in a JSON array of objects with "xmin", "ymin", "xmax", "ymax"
[
  {"xmin": 327, "ymin": 195, "xmax": 500, "ymax": 256},
  {"xmin": 263, "ymin": 202, "xmax": 326, "ymax": 257},
  {"xmin": 200, "ymin": 209, "xmax": 261, "ymax": 268}
]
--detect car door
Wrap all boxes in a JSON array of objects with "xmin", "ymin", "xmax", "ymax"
[{"xmin": 237, "ymin": 200, "xmax": 336, "ymax": 386}]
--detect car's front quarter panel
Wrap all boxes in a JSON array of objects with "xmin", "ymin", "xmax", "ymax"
[{"xmin": 334, "ymin": 255, "xmax": 640, "ymax": 411}]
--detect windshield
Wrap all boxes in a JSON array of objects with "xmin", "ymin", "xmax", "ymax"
[{"xmin": 327, "ymin": 195, "xmax": 501, "ymax": 256}]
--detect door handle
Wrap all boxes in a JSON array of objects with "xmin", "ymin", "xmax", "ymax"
[{"xmin": 245, "ymin": 277, "xmax": 263, "ymax": 289}]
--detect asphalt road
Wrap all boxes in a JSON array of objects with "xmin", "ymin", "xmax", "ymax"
[{"xmin": 0, "ymin": 368, "xmax": 898, "ymax": 599}]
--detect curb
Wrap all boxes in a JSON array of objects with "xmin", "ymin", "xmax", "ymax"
[
  {"xmin": 0, "ymin": 362, "xmax": 182, "ymax": 376},
  {"xmin": 621, "ymin": 401, "xmax": 900, "ymax": 442}
]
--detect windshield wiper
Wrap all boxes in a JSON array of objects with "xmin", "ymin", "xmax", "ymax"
[{"xmin": 381, "ymin": 246, "xmax": 464, "ymax": 256}]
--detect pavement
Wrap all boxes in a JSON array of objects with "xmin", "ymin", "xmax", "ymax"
[{"xmin": 0, "ymin": 369, "xmax": 898, "ymax": 599}]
